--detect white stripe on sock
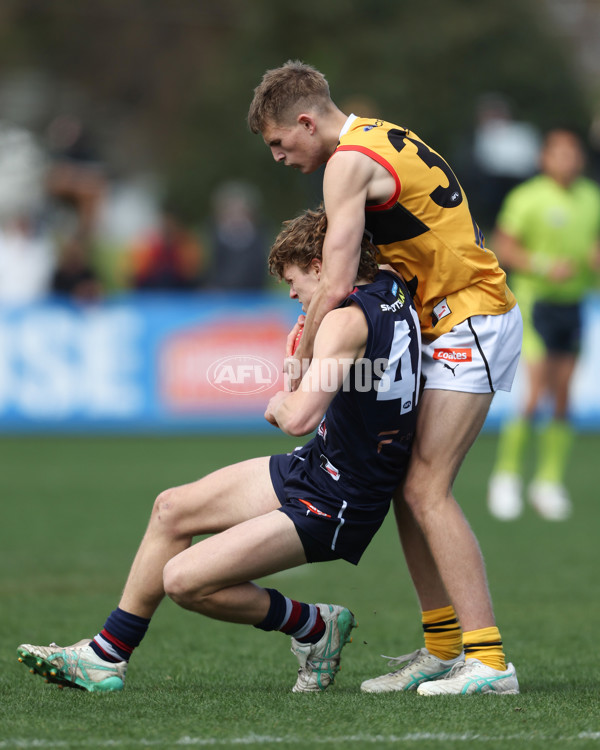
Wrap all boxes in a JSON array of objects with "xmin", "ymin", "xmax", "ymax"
[
  {"xmin": 293, "ymin": 605, "xmax": 317, "ymax": 639},
  {"xmin": 275, "ymin": 597, "xmax": 293, "ymax": 631},
  {"xmin": 93, "ymin": 633, "xmax": 122, "ymax": 661}
]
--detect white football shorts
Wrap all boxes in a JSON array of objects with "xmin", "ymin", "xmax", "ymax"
[{"xmin": 421, "ymin": 305, "xmax": 523, "ymax": 394}]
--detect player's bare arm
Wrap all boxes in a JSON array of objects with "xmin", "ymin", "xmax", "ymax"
[
  {"xmin": 494, "ymin": 228, "xmax": 574, "ymax": 281},
  {"xmin": 291, "ymin": 150, "xmax": 391, "ymax": 371},
  {"xmin": 492, "ymin": 229, "xmax": 533, "ymax": 273},
  {"xmin": 266, "ymin": 304, "xmax": 367, "ymax": 436}
]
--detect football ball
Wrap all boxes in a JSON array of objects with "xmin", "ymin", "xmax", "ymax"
[{"xmin": 291, "ymin": 326, "xmax": 303, "ymax": 355}]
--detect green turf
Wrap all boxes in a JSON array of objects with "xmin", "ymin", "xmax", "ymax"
[{"xmin": 1, "ymin": 432, "xmax": 599, "ymax": 749}]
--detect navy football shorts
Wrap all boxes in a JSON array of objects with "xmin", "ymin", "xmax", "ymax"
[
  {"xmin": 532, "ymin": 301, "xmax": 581, "ymax": 355},
  {"xmin": 269, "ymin": 451, "xmax": 390, "ymax": 566}
]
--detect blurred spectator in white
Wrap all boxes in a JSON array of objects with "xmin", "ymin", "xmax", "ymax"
[
  {"xmin": 0, "ymin": 216, "xmax": 54, "ymax": 305},
  {"xmin": 468, "ymin": 94, "xmax": 542, "ymax": 231},
  {"xmin": 206, "ymin": 180, "xmax": 269, "ymax": 290},
  {"xmin": 129, "ymin": 204, "xmax": 205, "ymax": 291},
  {"xmin": 0, "ymin": 122, "xmax": 55, "ymax": 305},
  {"xmin": 95, "ymin": 176, "xmax": 163, "ymax": 291}
]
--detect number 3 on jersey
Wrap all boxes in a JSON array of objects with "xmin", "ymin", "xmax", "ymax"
[
  {"xmin": 389, "ymin": 130, "xmax": 486, "ymax": 250},
  {"xmin": 376, "ymin": 308, "xmax": 421, "ymax": 414}
]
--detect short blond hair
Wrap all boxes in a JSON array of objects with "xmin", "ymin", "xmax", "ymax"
[
  {"xmin": 248, "ymin": 60, "xmax": 332, "ymax": 134},
  {"xmin": 268, "ymin": 207, "xmax": 379, "ymax": 283}
]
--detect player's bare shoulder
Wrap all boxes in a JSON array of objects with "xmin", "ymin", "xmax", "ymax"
[
  {"xmin": 325, "ymin": 148, "xmax": 394, "ymax": 205},
  {"xmin": 317, "ymin": 302, "xmax": 368, "ymax": 361}
]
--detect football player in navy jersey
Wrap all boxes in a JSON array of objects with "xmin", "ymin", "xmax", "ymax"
[{"xmin": 17, "ymin": 208, "xmax": 421, "ymax": 695}]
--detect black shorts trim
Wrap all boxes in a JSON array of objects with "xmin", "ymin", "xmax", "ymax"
[{"xmin": 467, "ymin": 317, "xmax": 493, "ymax": 391}]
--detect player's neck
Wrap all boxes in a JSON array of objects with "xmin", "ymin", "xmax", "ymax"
[
  {"xmin": 323, "ymin": 108, "xmax": 350, "ymax": 151},
  {"xmin": 548, "ymin": 173, "xmax": 578, "ymax": 189}
]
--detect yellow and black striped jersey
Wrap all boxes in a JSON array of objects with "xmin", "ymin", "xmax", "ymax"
[{"xmin": 335, "ymin": 117, "xmax": 516, "ymax": 339}]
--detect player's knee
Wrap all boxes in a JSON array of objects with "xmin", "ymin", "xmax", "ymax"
[
  {"xmin": 402, "ymin": 477, "xmax": 425, "ymax": 520},
  {"xmin": 402, "ymin": 471, "xmax": 446, "ymax": 523},
  {"xmin": 163, "ymin": 558, "xmax": 194, "ymax": 607},
  {"xmin": 163, "ymin": 558, "xmax": 216, "ymax": 610},
  {"xmin": 152, "ymin": 487, "xmax": 188, "ymax": 537}
]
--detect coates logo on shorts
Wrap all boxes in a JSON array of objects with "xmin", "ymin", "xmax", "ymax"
[
  {"xmin": 207, "ymin": 355, "xmax": 279, "ymax": 395},
  {"xmin": 433, "ymin": 348, "xmax": 472, "ymax": 363}
]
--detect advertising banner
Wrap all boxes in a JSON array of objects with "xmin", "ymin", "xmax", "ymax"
[
  {"xmin": 0, "ymin": 292, "xmax": 598, "ymax": 432},
  {"xmin": 0, "ymin": 293, "xmax": 295, "ymax": 432}
]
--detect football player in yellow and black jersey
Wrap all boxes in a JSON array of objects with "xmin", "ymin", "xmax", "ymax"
[{"xmin": 248, "ymin": 60, "xmax": 522, "ymax": 696}]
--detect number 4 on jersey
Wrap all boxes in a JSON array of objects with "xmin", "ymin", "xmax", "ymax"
[{"xmin": 376, "ymin": 309, "xmax": 421, "ymax": 414}]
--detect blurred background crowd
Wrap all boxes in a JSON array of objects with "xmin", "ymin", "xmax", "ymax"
[
  {"xmin": 0, "ymin": 0, "xmax": 598, "ymax": 306},
  {"xmin": 0, "ymin": 0, "xmax": 600, "ymax": 303}
]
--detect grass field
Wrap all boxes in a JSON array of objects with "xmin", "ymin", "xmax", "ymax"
[{"xmin": 1, "ymin": 431, "xmax": 599, "ymax": 749}]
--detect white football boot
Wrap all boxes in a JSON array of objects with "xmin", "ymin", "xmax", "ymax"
[
  {"xmin": 361, "ymin": 647, "xmax": 464, "ymax": 693},
  {"xmin": 417, "ymin": 658, "xmax": 519, "ymax": 695},
  {"xmin": 528, "ymin": 479, "xmax": 571, "ymax": 521},
  {"xmin": 291, "ymin": 603, "xmax": 356, "ymax": 692},
  {"xmin": 17, "ymin": 639, "xmax": 126, "ymax": 692},
  {"xmin": 487, "ymin": 472, "xmax": 523, "ymax": 520}
]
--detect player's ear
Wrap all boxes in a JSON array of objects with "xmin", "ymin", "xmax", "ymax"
[
  {"xmin": 310, "ymin": 258, "xmax": 322, "ymax": 277},
  {"xmin": 297, "ymin": 114, "xmax": 316, "ymax": 133}
]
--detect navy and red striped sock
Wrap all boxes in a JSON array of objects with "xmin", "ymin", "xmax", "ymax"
[
  {"xmin": 255, "ymin": 588, "xmax": 326, "ymax": 644},
  {"xmin": 89, "ymin": 608, "xmax": 150, "ymax": 663}
]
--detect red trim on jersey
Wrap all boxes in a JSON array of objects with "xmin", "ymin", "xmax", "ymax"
[{"xmin": 333, "ymin": 145, "xmax": 401, "ymax": 210}]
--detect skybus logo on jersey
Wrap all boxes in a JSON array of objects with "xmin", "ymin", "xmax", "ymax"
[{"xmin": 433, "ymin": 348, "xmax": 472, "ymax": 362}]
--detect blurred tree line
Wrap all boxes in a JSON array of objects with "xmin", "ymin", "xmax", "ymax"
[{"xmin": 0, "ymin": 0, "xmax": 593, "ymax": 229}]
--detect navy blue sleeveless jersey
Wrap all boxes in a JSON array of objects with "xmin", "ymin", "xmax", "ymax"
[{"xmin": 270, "ymin": 270, "xmax": 421, "ymax": 564}]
